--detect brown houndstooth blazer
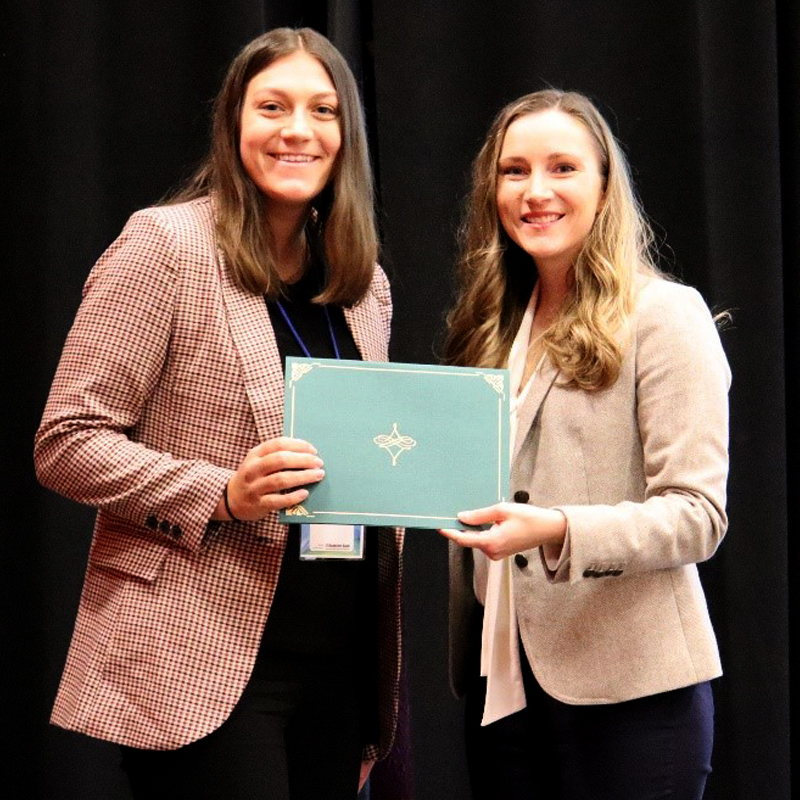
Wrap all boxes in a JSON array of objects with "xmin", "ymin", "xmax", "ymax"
[{"xmin": 35, "ymin": 197, "xmax": 403, "ymax": 758}]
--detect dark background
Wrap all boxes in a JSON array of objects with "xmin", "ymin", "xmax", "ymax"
[{"xmin": 4, "ymin": 0, "xmax": 794, "ymax": 798}]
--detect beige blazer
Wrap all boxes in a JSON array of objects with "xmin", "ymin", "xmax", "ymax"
[
  {"xmin": 35, "ymin": 198, "xmax": 403, "ymax": 758},
  {"xmin": 450, "ymin": 276, "xmax": 730, "ymax": 704}
]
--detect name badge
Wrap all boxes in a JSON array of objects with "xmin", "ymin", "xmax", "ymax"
[{"xmin": 299, "ymin": 524, "xmax": 365, "ymax": 561}]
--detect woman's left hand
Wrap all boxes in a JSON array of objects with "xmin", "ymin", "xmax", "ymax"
[{"xmin": 439, "ymin": 502, "xmax": 567, "ymax": 560}]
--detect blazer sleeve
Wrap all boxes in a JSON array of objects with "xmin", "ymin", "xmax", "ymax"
[
  {"xmin": 373, "ymin": 264, "xmax": 393, "ymax": 333},
  {"xmin": 549, "ymin": 281, "xmax": 731, "ymax": 584},
  {"xmin": 34, "ymin": 208, "xmax": 232, "ymax": 552},
  {"xmin": 368, "ymin": 263, "xmax": 393, "ymax": 355}
]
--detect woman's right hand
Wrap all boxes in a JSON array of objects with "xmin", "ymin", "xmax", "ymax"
[
  {"xmin": 439, "ymin": 502, "xmax": 566, "ymax": 560},
  {"xmin": 217, "ymin": 437, "xmax": 325, "ymax": 521}
]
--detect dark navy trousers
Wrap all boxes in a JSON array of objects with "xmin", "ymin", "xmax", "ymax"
[{"xmin": 465, "ymin": 646, "xmax": 714, "ymax": 800}]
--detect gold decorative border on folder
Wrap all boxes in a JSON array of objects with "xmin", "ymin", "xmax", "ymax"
[{"xmin": 285, "ymin": 362, "xmax": 507, "ymax": 519}]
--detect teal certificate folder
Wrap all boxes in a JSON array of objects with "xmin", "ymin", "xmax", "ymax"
[{"xmin": 278, "ymin": 357, "xmax": 510, "ymax": 529}]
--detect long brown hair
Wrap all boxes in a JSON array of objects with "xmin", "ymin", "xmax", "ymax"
[
  {"xmin": 171, "ymin": 28, "xmax": 377, "ymax": 305},
  {"xmin": 444, "ymin": 90, "xmax": 659, "ymax": 390}
]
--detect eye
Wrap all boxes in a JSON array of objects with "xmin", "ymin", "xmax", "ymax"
[
  {"xmin": 498, "ymin": 164, "xmax": 527, "ymax": 178},
  {"xmin": 553, "ymin": 163, "xmax": 577, "ymax": 174},
  {"xmin": 313, "ymin": 103, "xmax": 340, "ymax": 119},
  {"xmin": 258, "ymin": 101, "xmax": 284, "ymax": 116}
]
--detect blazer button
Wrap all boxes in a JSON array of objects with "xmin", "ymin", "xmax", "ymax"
[
  {"xmin": 514, "ymin": 554, "xmax": 528, "ymax": 569},
  {"xmin": 513, "ymin": 490, "xmax": 530, "ymax": 504},
  {"xmin": 159, "ymin": 519, "xmax": 171, "ymax": 534},
  {"xmin": 583, "ymin": 568, "xmax": 598, "ymax": 578},
  {"xmin": 171, "ymin": 525, "xmax": 183, "ymax": 540},
  {"xmin": 145, "ymin": 515, "xmax": 158, "ymax": 530}
]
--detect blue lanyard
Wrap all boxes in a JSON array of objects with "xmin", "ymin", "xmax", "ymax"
[{"xmin": 274, "ymin": 300, "xmax": 341, "ymax": 360}]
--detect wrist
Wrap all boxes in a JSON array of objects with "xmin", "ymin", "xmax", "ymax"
[
  {"xmin": 223, "ymin": 481, "xmax": 241, "ymax": 522},
  {"xmin": 543, "ymin": 508, "xmax": 567, "ymax": 546}
]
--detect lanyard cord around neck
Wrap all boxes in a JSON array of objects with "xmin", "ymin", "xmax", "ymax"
[{"xmin": 274, "ymin": 299, "xmax": 341, "ymax": 360}]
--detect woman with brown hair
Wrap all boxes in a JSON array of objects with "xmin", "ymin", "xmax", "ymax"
[
  {"xmin": 442, "ymin": 90, "xmax": 730, "ymax": 799},
  {"xmin": 35, "ymin": 28, "xmax": 401, "ymax": 800}
]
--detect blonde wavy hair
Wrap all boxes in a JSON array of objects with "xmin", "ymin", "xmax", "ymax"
[
  {"xmin": 170, "ymin": 28, "xmax": 377, "ymax": 306},
  {"xmin": 444, "ymin": 90, "xmax": 659, "ymax": 390}
]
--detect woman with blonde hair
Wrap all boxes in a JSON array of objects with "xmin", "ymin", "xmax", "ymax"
[
  {"xmin": 442, "ymin": 90, "xmax": 729, "ymax": 799},
  {"xmin": 35, "ymin": 27, "xmax": 401, "ymax": 800}
]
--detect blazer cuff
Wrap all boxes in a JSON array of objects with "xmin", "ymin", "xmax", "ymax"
[{"xmin": 540, "ymin": 512, "xmax": 572, "ymax": 582}]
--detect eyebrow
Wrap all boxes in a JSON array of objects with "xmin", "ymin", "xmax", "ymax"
[
  {"xmin": 547, "ymin": 151, "xmax": 583, "ymax": 161},
  {"xmin": 249, "ymin": 87, "xmax": 338, "ymax": 101},
  {"xmin": 497, "ymin": 151, "xmax": 586, "ymax": 164}
]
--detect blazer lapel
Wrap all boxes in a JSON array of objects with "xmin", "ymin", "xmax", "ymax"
[
  {"xmin": 218, "ymin": 250, "xmax": 285, "ymax": 443},
  {"xmin": 343, "ymin": 291, "xmax": 388, "ymax": 362},
  {"xmin": 221, "ymin": 251, "xmax": 388, "ymax": 440},
  {"xmin": 512, "ymin": 360, "xmax": 560, "ymax": 465}
]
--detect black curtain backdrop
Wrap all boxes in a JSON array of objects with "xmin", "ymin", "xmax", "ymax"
[{"xmin": 5, "ymin": 1, "xmax": 794, "ymax": 798}]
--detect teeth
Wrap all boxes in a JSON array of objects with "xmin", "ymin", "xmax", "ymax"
[
  {"xmin": 523, "ymin": 214, "xmax": 560, "ymax": 224},
  {"xmin": 275, "ymin": 154, "xmax": 315, "ymax": 162}
]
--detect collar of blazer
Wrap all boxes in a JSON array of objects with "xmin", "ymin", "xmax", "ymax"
[
  {"xmin": 511, "ymin": 360, "xmax": 560, "ymax": 466},
  {"xmin": 217, "ymin": 245, "xmax": 385, "ymax": 442}
]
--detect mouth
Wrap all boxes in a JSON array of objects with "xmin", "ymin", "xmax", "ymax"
[
  {"xmin": 521, "ymin": 212, "xmax": 563, "ymax": 228},
  {"xmin": 271, "ymin": 153, "xmax": 319, "ymax": 164}
]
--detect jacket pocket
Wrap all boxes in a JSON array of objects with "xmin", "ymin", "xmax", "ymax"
[{"xmin": 89, "ymin": 515, "xmax": 172, "ymax": 582}]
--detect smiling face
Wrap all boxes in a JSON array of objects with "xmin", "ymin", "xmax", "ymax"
[
  {"xmin": 239, "ymin": 51, "xmax": 342, "ymax": 217},
  {"xmin": 496, "ymin": 109, "xmax": 606, "ymax": 275}
]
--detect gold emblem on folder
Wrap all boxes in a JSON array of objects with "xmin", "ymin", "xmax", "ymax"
[
  {"xmin": 290, "ymin": 362, "xmax": 317, "ymax": 385},
  {"xmin": 284, "ymin": 504, "xmax": 312, "ymax": 517},
  {"xmin": 373, "ymin": 423, "xmax": 417, "ymax": 466},
  {"xmin": 482, "ymin": 373, "xmax": 506, "ymax": 398}
]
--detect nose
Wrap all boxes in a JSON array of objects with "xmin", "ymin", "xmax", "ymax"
[
  {"xmin": 523, "ymin": 170, "xmax": 553, "ymax": 204},
  {"xmin": 281, "ymin": 109, "xmax": 313, "ymax": 140}
]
